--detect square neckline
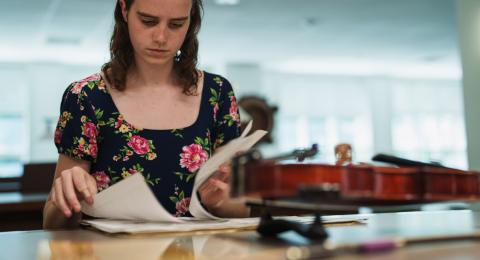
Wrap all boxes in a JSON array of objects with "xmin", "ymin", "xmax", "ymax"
[{"xmin": 99, "ymin": 71, "xmax": 207, "ymax": 132}]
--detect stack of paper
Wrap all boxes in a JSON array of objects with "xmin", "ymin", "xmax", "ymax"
[{"xmin": 81, "ymin": 215, "xmax": 368, "ymax": 234}]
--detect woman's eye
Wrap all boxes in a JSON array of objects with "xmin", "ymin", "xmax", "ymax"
[
  {"xmin": 142, "ymin": 20, "xmax": 157, "ymax": 26},
  {"xmin": 169, "ymin": 23, "xmax": 184, "ymax": 29}
]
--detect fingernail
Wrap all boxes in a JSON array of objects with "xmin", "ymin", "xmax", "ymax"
[
  {"xmin": 65, "ymin": 210, "xmax": 71, "ymax": 217},
  {"xmin": 83, "ymin": 189, "xmax": 91, "ymax": 198}
]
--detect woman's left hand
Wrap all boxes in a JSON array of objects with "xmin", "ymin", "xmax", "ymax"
[{"xmin": 198, "ymin": 163, "xmax": 231, "ymax": 212}]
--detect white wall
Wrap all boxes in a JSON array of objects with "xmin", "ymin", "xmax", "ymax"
[{"xmin": 457, "ymin": 0, "xmax": 480, "ymax": 170}]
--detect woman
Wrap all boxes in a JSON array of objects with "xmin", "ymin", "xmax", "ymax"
[{"xmin": 43, "ymin": 0, "xmax": 249, "ymax": 229}]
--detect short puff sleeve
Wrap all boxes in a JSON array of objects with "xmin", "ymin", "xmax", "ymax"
[
  {"xmin": 54, "ymin": 82, "xmax": 100, "ymax": 162},
  {"xmin": 211, "ymin": 76, "xmax": 241, "ymax": 152}
]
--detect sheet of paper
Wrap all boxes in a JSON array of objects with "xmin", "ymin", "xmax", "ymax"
[
  {"xmin": 81, "ymin": 173, "xmax": 183, "ymax": 223},
  {"xmin": 193, "ymin": 129, "xmax": 267, "ymax": 188},
  {"xmin": 81, "ymin": 215, "xmax": 368, "ymax": 234},
  {"xmin": 189, "ymin": 128, "xmax": 267, "ymax": 219}
]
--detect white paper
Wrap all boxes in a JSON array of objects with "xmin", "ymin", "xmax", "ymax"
[
  {"xmin": 189, "ymin": 128, "xmax": 267, "ymax": 219},
  {"xmin": 80, "ymin": 215, "xmax": 368, "ymax": 234},
  {"xmin": 81, "ymin": 173, "xmax": 183, "ymax": 223},
  {"xmin": 81, "ymin": 217, "xmax": 259, "ymax": 234},
  {"xmin": 81, "ymin": 121, "xmax": 267, "ymax": 223}
]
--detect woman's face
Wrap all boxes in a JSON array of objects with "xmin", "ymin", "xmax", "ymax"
[{"xmin": 121, "ymin": 0, "xmax": 192, "ymax": 66}]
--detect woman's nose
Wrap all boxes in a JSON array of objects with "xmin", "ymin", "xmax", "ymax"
[{"xmin": 153, "ymin": 25, "xmax": 168, "ymax": 45}]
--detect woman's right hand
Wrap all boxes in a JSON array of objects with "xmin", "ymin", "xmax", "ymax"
[{"xmin": 50, "ymin": 166, "xmax": 97, "ymax": 218}]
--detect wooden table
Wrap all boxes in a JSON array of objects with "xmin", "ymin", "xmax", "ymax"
[{"xmin": 2, "ymin": 210, "xmax": 480, "ymax": 259}]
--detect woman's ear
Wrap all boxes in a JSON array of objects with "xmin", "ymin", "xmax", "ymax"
[{"xmin": 119, "ymin": 0, "xmax": 128, "ymax": 22}]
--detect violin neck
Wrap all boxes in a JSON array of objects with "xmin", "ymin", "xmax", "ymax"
[{"xmin": 372, "ymin": 154, "xmax": 450, "ymax": 169}]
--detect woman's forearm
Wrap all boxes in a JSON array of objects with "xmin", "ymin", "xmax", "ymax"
[{"xmin": 42, "ymin": 200, "xmax": 82, "ymax": 229}]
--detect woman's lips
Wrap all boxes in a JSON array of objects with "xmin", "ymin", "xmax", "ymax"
[{"xmin": 147, "ymin": 49, "xmax": 169, "ymax": 57}]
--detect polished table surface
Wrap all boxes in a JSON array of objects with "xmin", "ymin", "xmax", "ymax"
[{"xmin": 2, "ymin": 210, "xmax": 480, "ymax": 259}]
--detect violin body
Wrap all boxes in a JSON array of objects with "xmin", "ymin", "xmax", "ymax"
[
  {"xmin": 234, "ymin": 161, "xmax": 480, "ymax": 203},
  {"xmin": 242, "ymin": 163, "xmax": 342, "ymax": 199}
]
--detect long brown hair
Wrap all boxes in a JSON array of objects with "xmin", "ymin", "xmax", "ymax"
[{"xmin": 102, "ymin": 0, "xmax": 203, "ymax": 95}]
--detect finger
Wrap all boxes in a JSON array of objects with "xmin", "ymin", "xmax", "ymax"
[
  {"xmin": 200, "ymin": 177, "xmax": 223, "ymax": 198},
  {"xmin": 205, "ymin": 178, "xmax": 227, "ymax": 194},
  {"xmin": 212, "ymin": 170, "xmax": 230, "ymax": 183},
  {"xmin": 54, "ymin": 178, "xmax": 72, "ymax": 217},
  {"xmin": 72, "ymin": 170, "xmax": 92, "ymax": 203},
  {"xmin": 219, "ymin": 163, "xmax": 231, "ymax": 174},
  {"xmin": 86, "ymin": 174, "xmax": 97, "ymax": 195},
  {"xmin": 211, "ymin": 179, "xmax": 229, "ymax": 193},
  {"xmin": 219, "ymin": 163, "xmax": 232, "ymax": 181},
  {"xmin": 83, "ymin": 174, "xmax": 97, "ymax": 205},
  {"xmin": 199, "ymin": 179, "xmax": 216, "ymax": 194},
  {"xmin": 61, "ymin": 170, "xmax": 81, "ymax": 212},
  {"xmin": 208, "ymin": 179, "xmax": 230, "ymax": 208},
  {"xmin": 50, "ymin": 188, "xmax": 56, "ymax": 204}
]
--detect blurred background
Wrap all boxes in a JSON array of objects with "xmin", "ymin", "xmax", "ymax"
[{"xmin": 0, "ymin": 0, "xmax": 479, "ymax": 180}]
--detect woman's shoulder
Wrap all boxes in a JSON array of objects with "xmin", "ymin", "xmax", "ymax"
[
  {"xmin": 202, "ymin": 71, "xmax": 233, "ymax": 91},
  {"xmin": 61, "ymin": 73, "xmax": 110, "ymax": 107},
  {"xmin": 60, "ymin": 72, "xmax": 112, "ymax": 115},
  {"xmin": 65, "ymin": 73, "xmax": 108, "ymax": 97}
]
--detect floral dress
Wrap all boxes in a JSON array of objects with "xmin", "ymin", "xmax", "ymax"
[{"xmin": 54, "ymin": 71, "xmax": 241, "ymax": 217}]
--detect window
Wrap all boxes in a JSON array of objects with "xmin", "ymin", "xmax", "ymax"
[
  {"xmin": 276, "ymin": 115, "xmax": 373, "ymax": 163},
  {"xmin": 391, "ymin": 81, "xmax": 467, "ymax": 169},
  {"xmin": 0, "ymin": 114, "xmax": 27, "ymax": 178}
]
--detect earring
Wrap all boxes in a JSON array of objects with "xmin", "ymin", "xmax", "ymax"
[{"xmin": 175, "ymin": 50, "xmax": 181, "ymax": 62}]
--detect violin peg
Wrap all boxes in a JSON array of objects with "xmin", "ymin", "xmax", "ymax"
[{"xmin": 335, "ymin": 143, "xmax": 353, "ymax": 166}]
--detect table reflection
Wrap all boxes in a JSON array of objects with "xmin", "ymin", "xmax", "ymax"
[{"xmin": 38, "ymin": 234, "xmax": 271, "ymax": 260}]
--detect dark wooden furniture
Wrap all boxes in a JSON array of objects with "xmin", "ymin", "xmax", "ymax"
[
  {"xmin": 21, "ymin": 162, "xmax": 56, "ymax": 193},
  {"xmin": 0, "ymin": 192, "xmax": 48, "ymax": 231},
  {"xmin": 0, "ymin": 162, "xmax": 54, "ymax": 231}
]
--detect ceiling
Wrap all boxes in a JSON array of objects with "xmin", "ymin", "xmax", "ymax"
[{"xmin": 0, "ymin": 0, "xmax": 461, "ymax": 78}]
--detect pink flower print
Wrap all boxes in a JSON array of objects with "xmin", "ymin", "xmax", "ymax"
[
  {"xmin": 54, "ymin": 128, "xmax": 62, "ymax": 145},
  {"xmin": 82, "ymin": 122, "xmax": 97, "ymax": 139},
  {"xmin": 92, "ymin": 171, "xmax": 110, "ymax": 191},
  {"xmin": 88, "ymin": 144, "xmax": 98, "ymax": 158},
  {"xmin": 213, "ymin": 103, "xmax": 219, "ymax": 119},
  {"xmin": 83, "ymin": 74, "xmax": 101, "ymax": 82},
  {"xmin": 229, "ymin": 96, "xmax": 240, "ymax": 122},
  {"xmin": 180, "ymin": 144, "xmax": 208, "ymax": 172},
  {"xmin": 127, "ymin": 135, "xmax": 150, "ymax": 155},
  {"xmin": 72, "ymin": 74, "xmax": 101, "ymax": 93},
  {"xmin": 71, "ymin": 83, "xmax": 83, "ymax": 94},
  {"xmin": 175, "ymin": 197, "xmax": 191, "ymax": 217},
  {"xmin": 114, "ymin": 117, "xmax": 123, "ymax": 129},
  {"xmin": 128, "ymin": 168, "xmax": 140, "ymax": 175}
]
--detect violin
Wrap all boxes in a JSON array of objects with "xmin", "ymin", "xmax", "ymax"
[{"xmin": 230, "ymin": 144, "xmax": 480, "ymax": 204}]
